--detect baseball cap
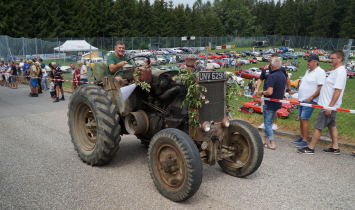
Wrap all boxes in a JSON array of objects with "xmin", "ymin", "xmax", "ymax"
[{"xmin": 307, "ymin": 54, "xmax": 319, "ymax": 61}]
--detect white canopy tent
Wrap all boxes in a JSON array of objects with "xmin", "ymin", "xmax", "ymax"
[{"xmin": 54, "ymin": 40, "xmax": 98, "ymax": 52}]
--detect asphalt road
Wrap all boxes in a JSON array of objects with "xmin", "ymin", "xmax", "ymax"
[{"xmin": 0, "ymin": 85, "xmax": 354, "ymax": 210}]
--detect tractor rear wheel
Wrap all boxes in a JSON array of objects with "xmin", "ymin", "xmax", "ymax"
[{"xmin": 68, "ymin": 85, "xmax": 121, "ymax": 165}]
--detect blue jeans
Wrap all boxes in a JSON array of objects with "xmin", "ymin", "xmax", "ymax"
[
  {"xmin": 298, "ymin": 101, "xmax": 317, "ymax": 120},
  {"xmin": 263, "ymin": 105, "xmax": 277, "ymax": 141}
]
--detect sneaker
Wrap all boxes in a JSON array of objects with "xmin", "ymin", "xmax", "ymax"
[
  {"xmin": 297, "ymin": 147, "xmax": 314, "ymax": 154},
  {"xmin": 323, "ymin": 148, "xmax": 340, "ymax": 155},
  {"xmin": 60, "ymin": 96, "xmax": 65, "ymax": 101},
  {"xmin": 258, "ymin": 123, "xmax": 265, "ymax": 129},
  {"xmin": 272, "ymin": 124, "xmax": 278, "ymax": 130},
  {"xmin": 53, "ymin": 98, "xmax": 60, "ymax": 103},
  {"xmin": 296, "ymin": 141, "xmax": 308, "ymax": 148},
  {"xmin": 291, "ymin": 137, "xmax": 303, "ymax": 144}
]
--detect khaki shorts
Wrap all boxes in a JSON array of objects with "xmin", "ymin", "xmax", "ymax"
[{"xmin": 314, "ymin": 110, "xmax": 337, "ymax": 130}]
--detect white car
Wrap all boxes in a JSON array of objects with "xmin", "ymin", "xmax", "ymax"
[
  {"xmin": 239, "ymin": 59, "xmax": 251, "ymax": 65},
  {"xmin": 284, "ymin": 65, "xmax": 297, "ymax": 72},
  {"xmin": 172, "ymin": 48, "xmax": 183, "ymax": 54},
  {"xmin": 249, "ymin": 67, "xmax": 262, "ymax": 75},
  {"xmin": 206, "ymin": 62, "xmax": 220, "ymax": 70}
]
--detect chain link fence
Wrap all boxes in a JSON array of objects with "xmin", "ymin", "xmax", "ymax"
[{"xmin": 0, "ymin": 35, "xmax": 351, "ymax": 61}]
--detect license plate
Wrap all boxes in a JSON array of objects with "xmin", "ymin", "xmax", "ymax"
[{"xmin": 199, "ymin": 71, "xmax": 225, "ymax": 82}]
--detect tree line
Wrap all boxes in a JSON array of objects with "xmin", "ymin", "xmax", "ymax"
[{"xmin": 0, "ymin": 0, "xmax": 353, "ymax": 39}]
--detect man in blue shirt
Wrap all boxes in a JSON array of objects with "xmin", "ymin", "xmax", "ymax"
[{"xmin": 257, "ymin": 56, "xmax": 286, "ymax": 149}]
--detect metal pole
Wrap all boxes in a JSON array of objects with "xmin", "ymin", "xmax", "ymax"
[
  {"xmin": 35, "ymin": 38, "xmax": 38, "ymax": 58},
  {"xmin": 344, "ymin": 39, "xmax": 353, "ymax": 64},
  {"xmin": 6, "ymin": 36, "xmax": 12, "ymax": 61},
  {"xmin": 22, "ymin": 37, "xmax": 25, "ymax": 60}
]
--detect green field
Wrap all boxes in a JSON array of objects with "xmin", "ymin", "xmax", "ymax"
[{"xmin": 47, "ymin": 49, "xmax": 355, "ymax": 143}]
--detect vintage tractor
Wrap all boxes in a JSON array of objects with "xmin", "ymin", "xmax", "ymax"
[{"xmin": 68, "ymin": 57, "xmax": 264, "ymax": 202}]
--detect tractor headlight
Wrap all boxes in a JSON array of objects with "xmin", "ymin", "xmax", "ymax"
[
  {"xmin": 221, "ymin": 117, "xmax": 230, "ymax": 128},
  {"xmin": 201, "ymin": 121, "xmax": 211, "ymax": 132}
]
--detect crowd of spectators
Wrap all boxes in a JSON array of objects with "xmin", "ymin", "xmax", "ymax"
[
  {"xmin": 0, "ymin": 61, "xmax": 20, "ymax": 89},
  {"xmin": 0, "ymin": 58, "xmax": 87, "ymax": 103}
]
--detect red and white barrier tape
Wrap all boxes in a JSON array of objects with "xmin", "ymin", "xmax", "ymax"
[
  {"xmin": 242, "ymin": 94, "xmax": 355, "ymax": 114},
  {"xmin": 7, "ymin": 75, "xmax": 95, "ymax": 84},
  {"xmin": 3, "ymin": 75, "xmax": 355, "ymax": 114}
]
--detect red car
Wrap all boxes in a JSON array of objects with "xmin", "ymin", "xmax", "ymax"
[
  {"xmin": 240, "ymin": 99, "xmax": 290, "ymax": 119},
  {"xmin": 259, "ymin": 65, "xmax": 269, "ymax": 70},
  {"xmin": 248, "ymin": 58, "xmax": 258, "ymax": 64},
  {"xmin": 347, "ymin": 69, "xmax": 355, "ymax": 78},
  {"xmin": 254, "ymin": 98, "xmax": 295, "ymax": 112},
  {"xmin": 239, "ymin": 69, "xmax": 260, "ymax": 79}
]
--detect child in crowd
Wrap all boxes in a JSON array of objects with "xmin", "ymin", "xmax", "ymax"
[{"xmin": 49, "ymin": 81, "xmax": 56, "ymax": 99}]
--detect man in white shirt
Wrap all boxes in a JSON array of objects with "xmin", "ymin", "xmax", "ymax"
[
  {"xmin": 298, "ymin": 50, "xmax": 347, "ymax": 154},
  {"xmin": 292, "ymin": 54, "xmax": 325, "ymax": 148},
  {"xmin": 79, "ymin": 61, "xmax": 88, "ymax": 85}
]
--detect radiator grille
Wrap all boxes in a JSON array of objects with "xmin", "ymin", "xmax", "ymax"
[{"xmin": 198, "ymin": 81, "xmax": 226, "ymax": 123}]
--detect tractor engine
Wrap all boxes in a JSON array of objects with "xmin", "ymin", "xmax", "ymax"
[{"xmin": 123, "ymin": 69, "xmax": 189, "ymax": 139}]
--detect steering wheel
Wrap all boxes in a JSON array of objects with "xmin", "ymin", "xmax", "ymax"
[
  {"xmin": 113, "ymin": 55, "xmax": 152, "ymax": 82},
  {"xmin": 126, "ymin": 55, "xmax": 151, "ymax": 68},
  {"xmin": 113, "ymin": 55, "xmax": 151, "ymax": 76}
]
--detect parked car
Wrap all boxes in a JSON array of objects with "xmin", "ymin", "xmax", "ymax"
[
  {"xmin": 319, "ymin": 56, "xmax": 331, "ymax": 63},
  {"xmin": 248, "ymin": 58, "xmax": 258, "ymax": 64},
  {"xmin": 240, "ymin": 99, "xmax": 290, "ymax": 119},
  {"xmin": 239, "ymin": 59, "xmax": 251, "ymax": 65},
  {"xmin": 347, "ymin": 69, "xmax": 355, "ymax": 78},
  {"xmin": 239, "ymin": 69, "xmax": 260, "ymax": 79},
  {"xmin": 284, "ymin": 65, "xmax": 297, "ymax": 72},
  {"xmin": 249, "ymin": 67, "xmax": 262, "ymax": 76}
]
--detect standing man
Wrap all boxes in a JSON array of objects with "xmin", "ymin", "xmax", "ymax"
[
  {"xmin": 292, "ymin": 54, "xmax": 326, "ymax": 148},
  {"xmin": 71, "ymin": 63, "xmax": 81, "ymax": 89},
  {"xmin": 29, "ymin": 60, "xmax": 39, "ymax": 97},
  {"xmin": 78, "ymin": 61, "xmax": 88, "ymax": 85},
  {"xmin": 257, "ymin": 56, "xmax": 286, "ymax": 149},
  {"xmin": 39, "ymin": 58, "xmax": 48, "ymax": 91},
  {"xmin": 107, "ymin": 41, "xmax": 129, "ymax": 85},
  {"xmin": 50, "ymin": 62, "xmax": 65, "ymax": 102},
  {"xmin": 254, "ymin": 54, "xmax": 292, "ymax": 130},
  {"xmin": 298, "ymin": 50, "xmax": 347, "ymax": 154}
]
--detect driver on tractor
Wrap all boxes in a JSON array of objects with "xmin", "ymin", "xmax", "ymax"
[
  {"xmin": 107, "ymin": 41, "xmax": 130, "ymax": 85},
  {"xmin": 107, "ymin": 41, "xmax": 150, "ymax": 86}
]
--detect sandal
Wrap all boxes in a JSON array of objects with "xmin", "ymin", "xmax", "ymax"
[{"xmin": 266, "ymin": 143, "xmax": 277, "ymax": 150}]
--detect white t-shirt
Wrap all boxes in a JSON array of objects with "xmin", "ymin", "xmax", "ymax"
[
  {"xmin": 42, "ymin": 68, "xmax": 47, "ymax": 77},
  {"xmin": 80, "ymin": 65, "xmax": 88, "ymax": 79},
  {"xmin": 298, "ymin": 66, "xmax": 326, "ymax": 102},
  {"xmin": 49, "ymin": 82, "xmax": 55, "ymax": 92},
  {"xmin": 318, "ymin": 65, "xmax": 347, "ymax": 108}
]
